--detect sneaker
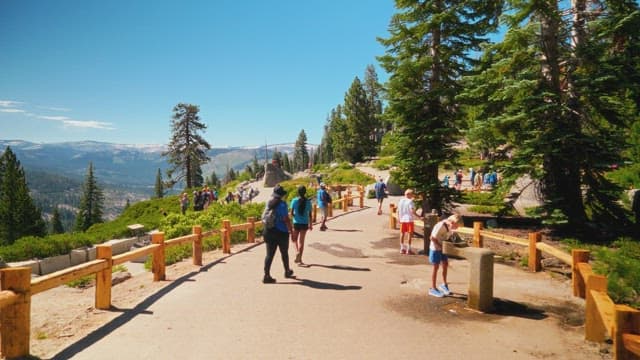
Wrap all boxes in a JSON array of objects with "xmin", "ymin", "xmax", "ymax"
[
  {"xmin": 406, "ymin": 249, "xmax": 416, "ymax": 255},
  {"xmin": 438, "ymin": 283, "xmax": 451, "ymax": 296},
  {"xmin": 294, "ymin": 253, "xmax": 302, "ymax": 263},
  {"xmin": 284, "ymin": 269, "xmax": 294, "ymax": 278},
  {"xmin": 400, "ymin": 248, "xmax": 406, "ymax": 254},
  {"xmin": 428, "ymin": 288, "xmax": 444, "ymax": 298},
  {"xmin": 262, "ymin": 275, "xmax": 276, "ymax": 284}
]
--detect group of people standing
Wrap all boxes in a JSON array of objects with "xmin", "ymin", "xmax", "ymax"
[{"xmin": 443, "ymin": 167, "xmax": 499, "ymax": 191}]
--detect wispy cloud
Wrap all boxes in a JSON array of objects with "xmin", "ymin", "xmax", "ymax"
[
  {"xmin": 0, "ymin": 108, "xmax": 25, "ymax": 113},
  {"xmin": 38, "ymin": 105, "xmax": 72, "ymax": 112},
  {"xmin": 0, "ymin": 100, "xmax": 24, "ymax": 108},
  {"xmin": 37, "ymin": 115, "xmax": 114, "ymax": 130}
]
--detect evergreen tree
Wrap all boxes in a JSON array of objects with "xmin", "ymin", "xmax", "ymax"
[
  {"xmin": 207, "ymin": 171, "xmax": 220, "ymax": 188},
  {"xmin": 363, "ymin": 64, "xmax": 385, "ymax": 145},
  {"xmin": 163, "ymin": 103, "xmax": 211, "ymax": 189},
  {"xmin": 343, "ymin": 77, "xmax": 375, "ymax": 163},
  {"xmin": 461, "ymin": 0, "xmax": 638, "ymax": 229},
  {"xmin": 154, "ymin": 168, "xmax": 164, "ymax": 198},
  {"xmin": 251, "ymin": 153, "xmax": 261, "ymax": 177},
  {"xmin": 283, "ymin": 152, "xmax": 292, "ymax": 173},
  {"xmin": 378, "ymin": 0, "xmax": 500, "ymax": 213},
  {"xmin": 124, "ymin": 199, "xmax": 131, "ymax": 210},
  {"xmin": 293, "ymin": 129, "xmax": 310, "ymax": 171},
  {"xmin": 0, "ymin": 146, "xmax": 46, "ymax": 245},
  {"xmin": 75, "ymin": 162, "xmax": 105, "ymax": 232},
  {"xmin": 51, "ymin": 207, "xmax": 65, "ymax": 234},
  {"xmin": 328, "ymin": 105, "xmax": 348, "ymax": 161}
]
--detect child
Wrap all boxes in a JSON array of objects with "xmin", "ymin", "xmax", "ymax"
[
  {"xmin": 428, "ymin": 214, "xmax": 461, "ymax": 297},
  {"xmin": 290, "ymin": 185, "xmax": 313, "ymax": 264}
]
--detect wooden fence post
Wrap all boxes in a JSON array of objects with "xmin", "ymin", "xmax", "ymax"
[
  {"xmin": 473, "ymin": 221, "xmax": 484, "ymax": 248},
  {"xmin": 0, "ymin": 267, "xmax": 31, "ymax": 359},
  {"xmin": 193, "ymin": 226, "xmax": 203, "ymax": 266},
  {"xmin": 613, "ymin": 305, "xmax": 640, "ymax": 360},
  {"xmin": 247, "ymin": 217, "xmax": 256, "ymax": 243},
  {"xmin": 585, "ymin": 274, "xmax": 608, "ymax": 342},
  {"xmin": 313, "ymin": 204, "xmax": 317, "ymax": 223},
  {"xmin": 359, "ymin": 186, "xmax": 364, "ymax": 208},
  {"xmin": 389, "ymin": 204, "xmax": 397, "ymax": 229},
  {"xmin": 528, "ymin": 232, "xmax": 542, "ymax": 272},
  {"xmin": 328, "ymin": 201, "xmax": 333, "ymax": 217},
  {"xmin": 347, "ymin": 189, "xmax": 353, "ymax": 206},
  {"xmin": 223, "ymin": 220, "xmax": 232, "ymax": 254},
  {"xmin": 342, "ymin": 195, "xmax": 348, "ymax": 212},
  {"xmin": 572, "ymin": 249, "xmax": 590, "ymax": 298},
  {"xmin": 152, "ymin": 232, "xmax": 166, "ymax": 281},
  {"xmin": 95, "ymin": 244, "xmax": 112, "ymax": 310}
]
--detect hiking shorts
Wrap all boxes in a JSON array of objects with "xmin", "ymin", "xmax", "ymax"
[
  {"xmin": 429, "ymin": 250, "xmax": 448, "ymax": 265},
  {"xmin": 400, "ymin": 222, "xmax": 414, "ymax": 233}
]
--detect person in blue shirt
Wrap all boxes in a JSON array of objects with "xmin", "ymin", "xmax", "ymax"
[
  {"xmin": 374, "ymin": 177, "xmax": 388, "ymax": 215},
  {"xmin": 262, "ymin": 184, "xmax": 294, "ymax": 283},
  {"xmin": 317, "ymin": 183, "xmax": 331, "ymax": 231},
  {"xmin": 290, "ymin": 185, "xmax": 313, "ymax": 265}
]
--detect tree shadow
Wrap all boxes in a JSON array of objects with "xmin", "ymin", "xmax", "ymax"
[{"xmin": 51, "ymin": 243, "xmax": 262, "ymax": 360}]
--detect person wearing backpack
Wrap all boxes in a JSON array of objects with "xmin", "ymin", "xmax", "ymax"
[
  {"xmin": 290, "ymin": 185, "xmax": 313, "ymax": 265},
  {"xmin": 262, "ymin": 184, "xmax": 294, "ymax": 283},
  {"xmin": 374, "ymin": 177, "xmax": 388, "ymax": 215},
  {"xmin": 316, "ymin": 182, "xmax": 331, "ymax": 231}
]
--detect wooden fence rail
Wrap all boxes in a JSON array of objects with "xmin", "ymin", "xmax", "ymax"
[
  {"xmin": 0, "ymin": 188, "xmax": 366, "ymax": 359},
  {"xmin": 388, "ymin": 207, "xmax": 640, "ymax": 360}
]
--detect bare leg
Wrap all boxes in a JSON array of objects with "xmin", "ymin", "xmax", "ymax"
[
  {"xmin": 442, "ymin": 260, "xmax": 448, "ymax": 285},
  {"xmin": 431, "ymin": 263, "xmax": 440, "ymax": 289},
  {"xmin": 297, "ymin": 229, "xmax": 307, "ymax": 263}
]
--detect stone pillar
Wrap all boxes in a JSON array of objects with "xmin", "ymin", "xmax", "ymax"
[{"xmin": 443, "ymin": 243, "xmax": 494, "ymax": 312}]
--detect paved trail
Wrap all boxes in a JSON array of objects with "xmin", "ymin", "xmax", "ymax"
[{"xmin": 51, "ymin": 194, "xmax": 601, "ymax": 360}]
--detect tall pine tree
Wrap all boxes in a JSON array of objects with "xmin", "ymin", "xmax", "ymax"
[
  {"xmin": 343, "ymin": 77, "xmax": 376, "ymax": 163},
  {"xmin": 0, "ymin": 146, "xmax": 46, "ymax": 245},
  {"xmin": 378, "ymin": 0, "xmax": 500, "ymax": 213},
  {"xmin": 154, "ymin": 168, "xmax": 164, "ymax": 198},
  {"xmin": 293, "ymin": 129, "xmax": 310, "ymax": 171},
  {"xmin": 75, "ymin": 162, "xmax": 105, "ymax": 232},
  {"xmin": 163, "ymin": 103, "xmax": 211, "ymax": 189},
  {"xmin": 51, "ymin": 207, "xmax": 65, "ymax": 234}
]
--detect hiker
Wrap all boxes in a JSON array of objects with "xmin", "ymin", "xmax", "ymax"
[
  {"xmin": 262, "ymin": 184, "xmax": 294, "ymax": 283},
  {"xmin": 397, "ymin": 189, "xmax": 419, "ymax": 255},
  {"xmin": 179, "ymin": 193, "xmax": 189, "ymax": 215},
  {"xmin": 374, "ymin": 177, "xmax": 388, "ymax": 215},
  {"xmin": 290, "ymin": 185, "xmax": 312, "ymax": 265},
  {"xmin": 317, "ymin": 182, "xmax": 331, "ymax": 231},
  {"xmin": 428, "ymin": 214, "xmax": 461, "ymax": 297}
]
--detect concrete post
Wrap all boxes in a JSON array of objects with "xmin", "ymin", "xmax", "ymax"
[{"xmin": 443, "ymin": 243, "xmax": 494, "ymax": 312}]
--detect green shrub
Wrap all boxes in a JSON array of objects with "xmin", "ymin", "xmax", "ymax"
[{"xmin": 591, "ymin": 238, "xmax": 640, "ymax": 307}]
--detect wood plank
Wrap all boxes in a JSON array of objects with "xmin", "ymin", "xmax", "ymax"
[
  {"xmin": 112, "ymin": 244, "xmax": 160, "ymax": 265},
  {"xmin": 31, "ymin": 260, "xmax": 109, "ymax": 295},
  {"xmin": 623, "ymin": 334, "xmax": 640, "ymax": 356},
  {"xmin": 0, "ymin": 290, "xmax": 18, "ymax": 309},
  {"xmin": 230, "ymin": 223, "xmax": 252, "ymax": 231},
  {"xmin": 202, "ymin": 229, "xmax": 220, "ymax": 237},
  {"xmin": 165, "ymin": 234, "xmax": 196, "ymax": 247},
  {"xmin": 536, "ymin": 242, "xmax": 572, "ymax": 265},
  {"xmin": 590, "ymin": 289, "xmax": 616, "ymax": 336},
  {"xmin": 480, "ymin": 230, "xmax": 529, "ymax": 246}
]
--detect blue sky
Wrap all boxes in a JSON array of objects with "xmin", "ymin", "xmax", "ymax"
[{"xmin": 0, "ymin": 1, "xmax": 395, "ymax": 147}]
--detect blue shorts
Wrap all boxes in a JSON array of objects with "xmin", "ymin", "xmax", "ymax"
[{"xmin": 429, "ymin": 250, "xmax": 448, "ymax": 264}]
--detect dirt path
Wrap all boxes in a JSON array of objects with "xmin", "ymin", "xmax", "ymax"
[{"xmin": 25, "ymin": 194, "xmax": 607, "ymax": 360}]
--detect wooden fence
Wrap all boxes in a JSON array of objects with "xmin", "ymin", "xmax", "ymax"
[
  {"xmin": 0, "ymin": 187, "xmax": 366, "ymax": 359},
  {"xmin": 388, "ymin": 206, "xmax": 640, "ymax": 360}
]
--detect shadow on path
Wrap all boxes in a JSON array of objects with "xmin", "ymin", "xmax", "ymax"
[
  {"xmin": 300, "ymin": 263, "xmax": 370, "ymax": 272},
  {"xmin": 278, "ymin": 277, "xmax": 362, "ymax": 291},
  {"xmin": 51, "ymin": 243, "xmax": 262, "ymax": 360}
]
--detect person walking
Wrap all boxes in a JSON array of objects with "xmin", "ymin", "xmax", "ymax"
[
  {"xmin": 428, "ymin": 214, "xmax": 461, "ymax": 297},
  {"xmin": 397, "ymin": 189, "xmax": 419, "ymax": 255},
  {"xmin": 317, "ymin": 183, "xmax": 331, "ymax": 231},
  {"xmin": 179, "ymin": 193, "xmax": 189, "ymax": 215},
  {"xmin": 290, "ymin": 185, "xmax": 313, "ymax": 265},
  {"xmin": 262, "ymin": 184, "xmax": 294, "ymax": 283},
  {"xmin": 374, "ymin": 177, "xmax": 388, "ymax": 215}
]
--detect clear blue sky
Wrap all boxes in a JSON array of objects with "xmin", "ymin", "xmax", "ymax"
[{"xmin": 0, "ymin": 1, "xmax": 395, "ymax": 147}]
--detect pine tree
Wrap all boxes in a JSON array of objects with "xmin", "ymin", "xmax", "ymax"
[
  {"xmin": 378, "ymin": 0, "xmax": 500, "ymax": 213},
  {"xmin": 283, "ymin": 152, "xmax": 292, "ymax": 173},
  {"xmin": 363, "ymin": 64, "xmax": 385, "ymax": 145},
  {"xmin": 75, "ymin": 162, "xmax": 105, "ymax": 232},
  {"xmin": 207, "ymin": 171, "xmax": 220, "ymax": 188},
  {"xmin": 51, "ymin": 207, "xmax": 65, "ymax": 234},
  {"xmin": 163, "ymin": 103, "xmax": 211, "ymax": 189},
  {"xmin": 154, "ymin": 168, "xmax": 164, "ymax": 198},
  {"xmin": 343, "ymin": 77, "xmax": 375, "ymax": 163},
  {"xmin": 293, "ymin": 129, "xmax": 310, "ymax": 171},
  {"xmin": 0, "ymin": 146, "xmax": 46, "ymax": 245}
]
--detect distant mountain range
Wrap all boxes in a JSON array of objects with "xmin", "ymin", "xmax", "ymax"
[
  {"xmin": 0, "ymin": 140, "xmax": 301, "ymax": 188},
  {"xmin": 0, "ymin": 140, "xmax": 306, "ymax": 225}
]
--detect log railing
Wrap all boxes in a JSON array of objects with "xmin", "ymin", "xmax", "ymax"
[
  {"xmin": 0, "ymin": 216, "xmax": 260, "ymax": 359},
  {"xmin": 388, "ymin": 206, "xmax": 640, "ymax": 359},
  {"xmin": 312, "ymin": 185, "xmax": 365, "ymax": 222},
  {"xmin": 0, "ymin": 185, "xmax": 368, "ymax": 359}
]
